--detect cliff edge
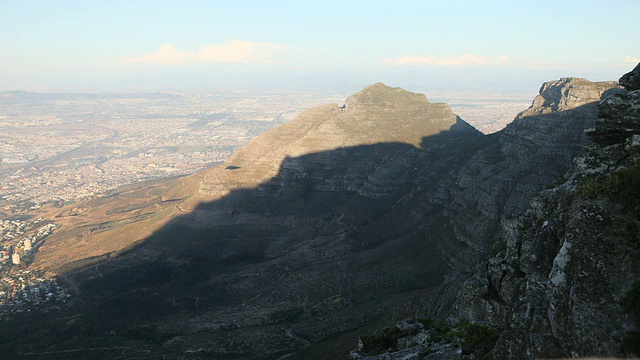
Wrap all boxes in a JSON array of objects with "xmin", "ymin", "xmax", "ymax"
[{"xmin": 448, "ymin": 63, "xmax": 640, "ymax": 359}]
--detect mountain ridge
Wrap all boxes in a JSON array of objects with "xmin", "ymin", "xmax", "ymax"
[
  {"xmin": 9, "ymin": 74, "xmax": 628, "ymax": 359},
  {"xmin": 193, "ymin": 82, "xmax": 476, "ymax": 205}
]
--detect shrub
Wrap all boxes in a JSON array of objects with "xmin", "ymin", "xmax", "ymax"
[
  {"xmin": 577, "ymin": 165, "xmax": 640, "ymax": 207},
  {"xmin": 359, "ymin": 325, "xmax": 401, "ymax": 355},
  {"xmin": 576, "ymin": 174, "xmax": 622, "ymax": 200},
  {"xmin": 430, "ymin": 319, "xmax": 453, "ymax": 342},
  {"xmin": 454, "ymin": 322, "xmax": 499, "ymax": 358},
  {"xmin": 622, "ymin": 281, "xmax": 640, "ymax": 325}
]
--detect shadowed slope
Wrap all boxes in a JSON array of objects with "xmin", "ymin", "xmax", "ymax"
[{"xmin": 15, "ymin": 79, "xmax": 617, "ymax": 359}]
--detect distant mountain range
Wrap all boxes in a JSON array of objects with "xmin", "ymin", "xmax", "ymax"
[{"xmin": 2, "ymin": 65, "xmax": 639, "ymax": 359}]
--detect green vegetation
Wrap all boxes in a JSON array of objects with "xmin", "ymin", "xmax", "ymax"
[
  {"xmin": 454, "ymin": 322, "xmax": 499, "ymax": 359},
  {"xmin": 622, "ymin": 281, "xmax": 640, "ymax": 325},
  {"xmin": 416, "ymin": 318, "xmax": 432, "ymax": 329},
  {"xmin": 358, "ymin": 323, "xmax": 425, "ymax": 356},
  {"xmin": 430, "ymin": 319, "xmax": 453, "ymax": 342},
  {"xmin": 622, "ymin": 281, "xmax": 640, "ymax": 356},
  {"xmin": 356, "ymin": 319, "xmax": 499, "ymax": 358},
  {"xmin": 359, "ymin": 325, "xmax": 402, "ymax": 355},
  {"xmin": 577, "ymin": 165, "xmax": 640, "ymax": 208}
]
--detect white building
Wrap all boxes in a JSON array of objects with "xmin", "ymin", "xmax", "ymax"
[
  {"xmin": 24, "ymin": 239, "xmax": 32, "ymax": 251},
  {"xmin": 12, "ymin": 252, "xmax": 20, "ymax": 265}
]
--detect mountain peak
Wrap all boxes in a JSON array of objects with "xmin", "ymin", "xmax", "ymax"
[
  {"xmin": 517, "ymin": 77, "xmax": 617, "ymax": 118},
  {"xmin": 194, "ymin": 84, "xmax": 477, "ymax": 201},
  {"xmin": 619, "ymin": 62, "xmax": 640, "ymax": 90},
  {"xmin": 346, "ymin": 82, "xmax": 429, "ymax": 109}
]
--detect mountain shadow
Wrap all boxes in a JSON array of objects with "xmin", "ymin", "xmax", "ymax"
[
  {"xmin": 66, "ymin": 122, "xmax": 483, "ymax": 359},
  {"xmin": 1, "ymin": 79, "xmax": 616, "ymax": 359}
]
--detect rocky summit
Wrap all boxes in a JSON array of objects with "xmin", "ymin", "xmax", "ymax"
[
  {"xmin": 2, "ymin": 67, "xmax": 637, "ymax": 359},
  {"xmin": 196, "ymin": 82, "xmax": 472, "ymax": 201}
]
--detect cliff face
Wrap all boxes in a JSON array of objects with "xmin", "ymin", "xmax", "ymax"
[
  {"xmin": 428, "ymin": 78, "xmax": 616, "ymax": 272},
  {"xmin": 448, "ymin": 65, "xmax": 640, "ymax": 359}
]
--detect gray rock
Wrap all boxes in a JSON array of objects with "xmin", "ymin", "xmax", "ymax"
[
  {"xmin": 526, "ymin": 77, "xmax": 616, "ymax": 114},
  {"xmin": 619, "ymin": 62, "xmax": 640, "ymax": 90},
  {"xmin": 431, "ymin": 77, "xmax": 617, "ymax": 273},
  {"xmin": 587, "ymin": 90, "xmax": 640, "ymax": 146},
  {"xmin": 448, "ymin": 75, "xmax": 640, "ymax": 359}
]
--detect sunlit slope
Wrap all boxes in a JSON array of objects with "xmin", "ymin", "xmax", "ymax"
[
  {"xmin": 195, "ymin": 83, "xmax": 464, "ymax": 203},
  {"xmin": 33, "ymin": 83, "xmax": 468, "ymax": 271}
]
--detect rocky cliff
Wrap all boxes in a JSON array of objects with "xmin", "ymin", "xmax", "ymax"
[
  {"xmin": 444, "ymin": 65, "xmax": 640, "ymax": 359},
  {"xmin": 427, "ymin": 77, "xmax": 616, "ymax": 272}
]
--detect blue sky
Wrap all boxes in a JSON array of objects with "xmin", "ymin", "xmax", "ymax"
[{"xmin": 1, "ymin": 0, "xmax": 638, "ymax": 93}]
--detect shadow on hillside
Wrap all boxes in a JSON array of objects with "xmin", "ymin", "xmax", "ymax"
[
  {"xmin": 61, "ymin": 98, "xmax": 603, "ymax": 309},
  {"xmin": 4, "ymin": 99, "xmax": 608, "ymax": 358},
  {"xmin": 60, "ymin": 96, "xmax": 602, "ymax": 303},
  {"xmin": 61, "ymin": 118, "xmax": 483, "ymax": 312}
]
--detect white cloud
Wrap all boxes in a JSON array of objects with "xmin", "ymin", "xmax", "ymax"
[
  {"xmin": 126, "ymin": 40, "xmax": 294, "ymax": 65},
  {"xmin": 382, "ymin": 53, "xmax": 509, "ymax": 66},
  {"xmin": 624, "ymin": 56, "xmax": 640, "ymax": 63}
]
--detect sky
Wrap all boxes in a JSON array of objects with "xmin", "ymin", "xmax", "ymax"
[{"xmin": 1, "ymin": 0, "xmax": 638, "ymax": 94}]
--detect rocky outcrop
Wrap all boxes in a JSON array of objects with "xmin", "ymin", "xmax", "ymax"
[
  {"xmin": 586, "ymin": 65, "xmax": 640, "ymax": 146},
  {"xmin": 587, "ymin": 90, "xmax": 640, "ymax": 146},
  {"xmin": 526, "ymin": 77, "xmax": 616, "ymax": 115},
  {"xmin": 448, "ymin": 66, "xmax": 640, "ymax": 359},
  {"xmin": 620, "ymin": 62, "xmax": 640, "ymax": 90},
  {"xmin": 349, "ymin": 320, "xmax": 499, "ymax": 360}
]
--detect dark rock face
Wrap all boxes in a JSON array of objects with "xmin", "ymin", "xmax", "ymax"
[
  {"xmin": 619, "ymin": 62, "xmax": 640, "ymax": 90},
  {"xmin": 588, "ymin": 89, "xmax": 640, "ymax": 146},
  {"xmin": 448, "ymin": 69, "xmax": 640, "ymax": 359},
  {"xmin": 429, "ymin": 78, "xmax": 616, "ymax": 274}
]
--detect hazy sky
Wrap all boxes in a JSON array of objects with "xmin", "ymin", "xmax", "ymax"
[{"xmin": 1, "ymin": 0, "xmax": 638, "ymax": 93}]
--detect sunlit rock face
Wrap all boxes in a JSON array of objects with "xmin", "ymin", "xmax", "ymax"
[
  {"xmin": 619, "ymin": 62, "xmax": 640, "ymax": 90},
  {"xmin": 526, "ymin": 77, "xmax": 616, "ymax": 114}
]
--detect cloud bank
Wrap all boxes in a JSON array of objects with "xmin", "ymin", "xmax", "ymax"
[
  {"xmin": 127, "ymin": 41, "xmax": 294, "ymax": 65},
  {"xmin": 382, "ymin": 53, "xmax": 509, "ymax": 66},
  {"xmin": 624, "ymin": 56, "xmax": 640, "ymax": 63}
]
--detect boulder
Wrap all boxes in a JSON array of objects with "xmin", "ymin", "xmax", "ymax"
[
  {"xmin": 587, "ymin": 90, "xmax": 640, "ymax": 146},
  {"xmin": 619, "ymin": 62, "xmax": 640, "ymax": 90}
]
